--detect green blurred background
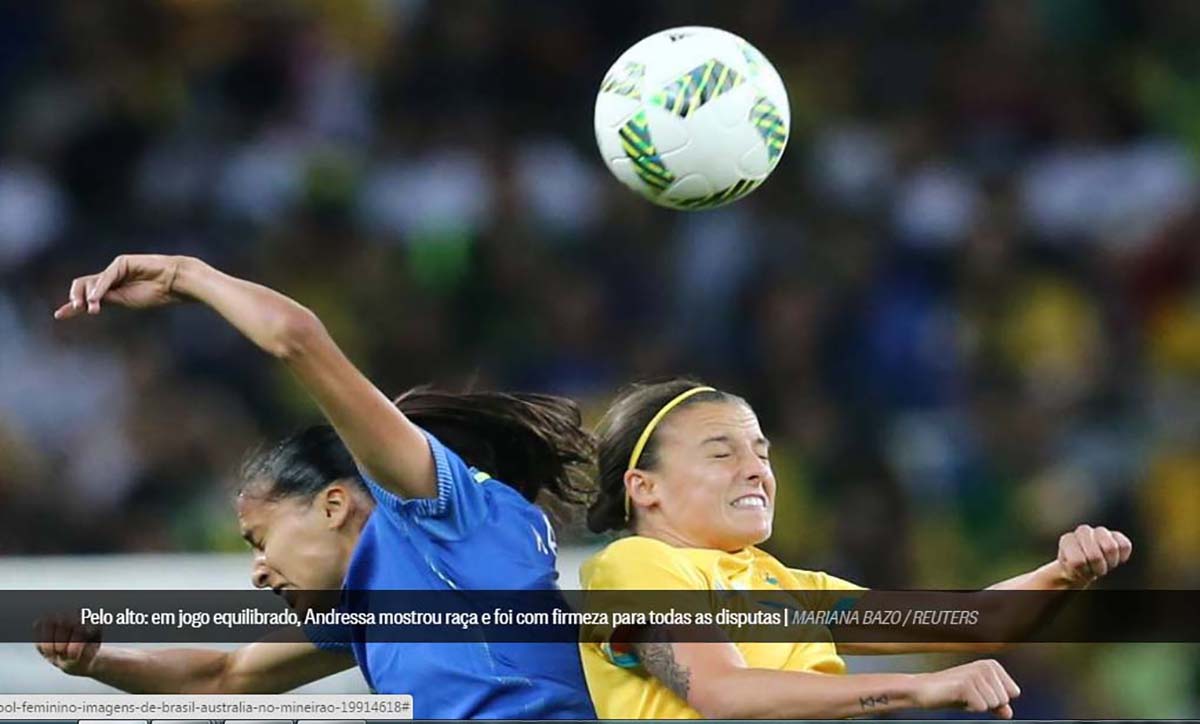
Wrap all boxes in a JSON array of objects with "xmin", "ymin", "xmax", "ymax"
[{"xmin": 0, "ymin": 0, "xmax": 1195, "ymax": 715}]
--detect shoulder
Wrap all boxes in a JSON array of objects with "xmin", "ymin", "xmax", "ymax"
[
  {"xmin": 587, "ymin": 535, "xmax": 695, "ymax": 568},
  {"xmin": 784, "ymin": 565, "xmax": 867, "ymax": 591},
  {"xmin": 598, "ymin": 534, "xmax": 680, "ymax": 557},
  {"xmin": 581, "ymin": 536, "xmax": 708, "ymax": 590}
]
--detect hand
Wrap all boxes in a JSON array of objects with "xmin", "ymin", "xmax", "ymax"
[
  {"xmin": 54, "ymin": 254, "xmax": 186, "ymax": 319},
  {"xmin": 35, "ymin": 614, "xmax": 102, "ymax": 677},
  {"xmin": 1056, "ymin": 524, "xmax": 1133, "ymax": 587},
  {"xmin": 910, "ymin": 659, "xmax": 1021, "ymax": 719}
]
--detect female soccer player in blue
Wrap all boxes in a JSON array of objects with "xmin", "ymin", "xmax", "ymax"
[{"xmin": 38, "ymin": 254, "xmax": 597, "ymax": 718}]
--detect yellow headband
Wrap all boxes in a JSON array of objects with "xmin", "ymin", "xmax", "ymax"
[{"xmin": 624, "ymin": 385, "xmax": 717, "ymax": 521}]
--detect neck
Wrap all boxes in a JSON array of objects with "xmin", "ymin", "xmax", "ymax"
[{"xmin": 634, "ymin": 517, "xmax": 747, "ymax": 552}]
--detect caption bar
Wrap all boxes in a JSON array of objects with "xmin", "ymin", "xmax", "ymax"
[
  {"xmin": 0, "ymin": 695, "xmax": 412, "ymax": 720},
  {"xmin": 8, "ymin": 590, "xmax": 1200, "ymax": 643}
]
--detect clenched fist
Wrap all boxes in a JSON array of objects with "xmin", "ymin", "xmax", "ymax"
[
  {"xmin": 1056, "ymin": 524, "xmax": 1133, "ymax": 587},
  {"xmin": 911, "ymin": 659, "xmax": 1021, "ymax": 719},
  {"xmin": 35, "ymin": 614, "xmax": 102, "ymax": 677}
]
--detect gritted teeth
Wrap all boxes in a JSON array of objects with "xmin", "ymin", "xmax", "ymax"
[{"xmin": 731, "ymin": 494, "xmax": 768, "ymax": 509}]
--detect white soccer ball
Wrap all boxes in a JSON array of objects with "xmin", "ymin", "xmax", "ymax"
[{"xmin": 594, "ymin": 26, "xmax": 790, "ymax": 210}]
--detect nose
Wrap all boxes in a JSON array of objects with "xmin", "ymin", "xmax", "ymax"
[
  {"xmin": 742, "ymin": 452, "xmax": 771, "ymax": 483},
  {"xmin": 250, "ymin": 555, "xmax": 271, "ymax": 589},
  {"xmin": 744, "ymin": 453, "xmax": 772, "ymax": 487}
]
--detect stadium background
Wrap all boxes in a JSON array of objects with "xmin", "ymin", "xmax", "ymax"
[{"xmin": 0, "ymin": 0, "xmax": 1197, "ymax": 715}]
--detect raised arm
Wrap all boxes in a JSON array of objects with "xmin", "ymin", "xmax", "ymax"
[
  {"xmin": 37, "ymin": 620, "xmax": 355, "ymax": 693},
  {"xmin": 632, "ymin": 631, "xmax": 1020, "ymax": 719},
  {"xmin": 839, "ymin": 524, "xmax": 1134, "ymax": 655},
  {"xmin": 55, "ymin": 254, "xmax": 435, "ymax": 499}
]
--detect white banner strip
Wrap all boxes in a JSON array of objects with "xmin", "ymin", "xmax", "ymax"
[{"xmin": 0, "ymin": 695, "xmax": 412, "ymax": 720}]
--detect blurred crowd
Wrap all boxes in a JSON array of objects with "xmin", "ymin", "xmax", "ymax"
[{"xmin": 0, "ymin": 0, "xmax": 1197, "ymax": 714}]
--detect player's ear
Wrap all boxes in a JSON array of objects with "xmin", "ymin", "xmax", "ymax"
[
  {"xmin": 318, "ymin": 482, "xmax": 352, "ymax": 528},
  {"xmin": 624, "ymin": 469, "xmax": 658, "ymax": 512}
]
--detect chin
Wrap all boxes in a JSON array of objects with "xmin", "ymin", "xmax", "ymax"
[
  {"xmin": 749, "ymin": 524, "xmax": 772, "ymax": 545},
  {"xmin": 718, "ymin": 525, "xmax": 772, "ymax": 551},
  {"xmin": 726, "ymin": 513, "xmax": 773, "ymax": 546}
]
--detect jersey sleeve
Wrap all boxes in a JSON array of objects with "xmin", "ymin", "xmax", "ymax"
[
  {"xmin": 808, "ymin": 570, "xmax": 868, "ymax": 592},
  {"xmin": 582, "ymin": 538, "xmax": 708, "ymax": 591},
  {"xmin": 788, "ymin": 568, "xmax": 868, "ymax": 617},
  {"xmin": 357, "ymin": 429, "xmax": 490, "ymax": 540},
  {"xmin": 302, "ymin": 622, "xmax": 353, "ymax": 652},
  {"xmin": 580, "ymin": 538, "xmax": 708, "ymax": 668}
]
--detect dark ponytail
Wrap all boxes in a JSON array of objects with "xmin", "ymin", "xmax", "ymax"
[
  {"xmin": 393, "ymin": 387, "xmax": 593, "ymax": 504},
  {"xmin": 587, "ymin": 378, "xmax": 741, "ymax": 534},
  {"xmin": 241, "ymin": 387, "xmax": 594, "ymax": 506}
]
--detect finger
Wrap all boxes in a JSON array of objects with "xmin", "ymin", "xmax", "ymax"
[
  {"xmin": 1075, "ymin": 525, "xmax": 1108, "ymax": 577},
  {"xmin": 993, "ymin": 662, "xmax": 1021, "ymax": 699},
  {"xmin": 977, "ymin": 675, "xmax": 1003, "ymax": 710},
  {"xmin": 88, "ymin": 256, "xmax": 128, "ymax": 312},
  {"xmin": 993, "ymin": 703, "xmax": 1014, "ymax": 719},
  {"xmin": 51, "ymin": 616, "xmax": 69, "ymax": 657},
  {"xmin": 33, "ymin": 618, "xmax": 52, "ymax": 656},
  {"xmin": 1094, "ymin": 526, "xmax": 1121, "ymax": 569},
  {"xmin": 54, "ymin": 301, "xmax": 82, "ymax": 320},
  {"xmin": 84, "ymin": 624, "xmax": 102, "ymax": 652},
  {"xmin": 68, "ymin": 277, "xmax": 90, "ymax": 311},
  {"xmin": 65, "ymin": 623, "xmax": 88, "ymax": 660},
  {"xmin": 1059, "ymin": 533, "xmax": 1093, "ymax": 581},
  {"xmin": 1115, "ymin": 531, "xmax": 1133, "ymax": 563},
  {"xmin": 964, "ymin": 681, "xmax": 991, "ymax": 713},
  {"xmin": 84, "ymin": 279, "xmax": 100, "ymax": 314},
  {"xmin": 983, "ymin": 665, "xmax": 1012, "ymax": 708}
]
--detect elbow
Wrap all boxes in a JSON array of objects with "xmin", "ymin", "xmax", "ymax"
[
  {"xmin": 690, "ymin": 698, "xmax": 739, "ymax": 720},
  {"xmin": 269, "ymin": 306, "xmax": 327, "ymax": 361},
  {"xmin": 688, "ymin": 680, "xmax": 752, "ymax": 719}
]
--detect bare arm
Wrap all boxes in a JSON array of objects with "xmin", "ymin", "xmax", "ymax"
[
  {"xmin": 631, "ymin": 630, "xmax": 1020, "ymax": 719},
  {"xmin": 38, "ymin": 621, "xmax": 354, "ymax": 694},
  {"xmin": 839, "ymin": 524, "xmax": 1134, "ymax": 655},
  {"xmin": 55, "ymin": 254, "xmax": 435, "ymax": 499}
]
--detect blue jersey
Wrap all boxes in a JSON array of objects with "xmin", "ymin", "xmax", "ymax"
[{"xmin": 315, "ymin": 430, "xmax": 595, "ymax": 720}]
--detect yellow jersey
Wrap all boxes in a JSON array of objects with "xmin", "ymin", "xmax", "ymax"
[{"xmin": 579, "ymin": 535, "xmax": 865, "ymax": 719}]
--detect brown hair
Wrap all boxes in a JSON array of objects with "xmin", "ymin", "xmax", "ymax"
[{"xmin": 586, "ymin": 378, "xmax": 744, "ymax": 533}]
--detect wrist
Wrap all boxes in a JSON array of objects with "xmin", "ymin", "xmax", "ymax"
[
  {"xmin": 855, "ymin": 673, "xmax": 923, "ymax": 713},
  {"xmin": 1044, "ymin": 560, "xmax": 1087, "ymax": 589},
  {"xmin": 73, "ymin": 649, "xmax": 108, "ymax": 679},
  {"xmin": 893, "ymin": 672, "xmax": 923, "ymax": 709},
  {"xmin": 170, "ymin": 256, "xmax": 209, "ymax": 299}
]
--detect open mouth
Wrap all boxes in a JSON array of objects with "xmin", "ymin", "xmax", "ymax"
[{"xmin": 730, "ymin": 493, "xmax": 769, "ymax": 510}]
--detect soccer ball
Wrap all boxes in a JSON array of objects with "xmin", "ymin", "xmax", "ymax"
[{"xmin": 594, "ymin": 26, "xmax": 790, "ymax": 210}]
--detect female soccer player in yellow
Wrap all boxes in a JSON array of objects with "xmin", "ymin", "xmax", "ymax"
[{"xmin": 581, "ymin": 379, "xmax": 1133, "ymax": 719}]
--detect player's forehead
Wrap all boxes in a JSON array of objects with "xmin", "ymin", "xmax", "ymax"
[
  {"xmin": 235, "ymin": 490, "xmax": 286, "ymax": 531},
  {"xmin": 659, "ymin": 400, "xmax": 766, "ymax": 445}
]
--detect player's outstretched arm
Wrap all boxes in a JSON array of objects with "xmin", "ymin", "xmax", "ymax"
[
  {"xmin": 840, "ymin": 524, "xmax": 1134, "ymax": 655},
  {"xmin": 631, "ymin": 632, "xmax": 1021, "ymax": 719},
  {"xmin": 54, "ymin": 254, "xmax": 436, "ymax": 499},
  {"xmin": 37, "ymin": 618, "xmax": 354, "ymax": 693}
]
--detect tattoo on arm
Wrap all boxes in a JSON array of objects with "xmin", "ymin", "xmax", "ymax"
[
  {"xmin": 632, "ymin": 628, "xmax": 691, "ymax": 702},
  {"xmin": 859, "ymin": 694, "xmax": 889, "ymax": 710}
]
